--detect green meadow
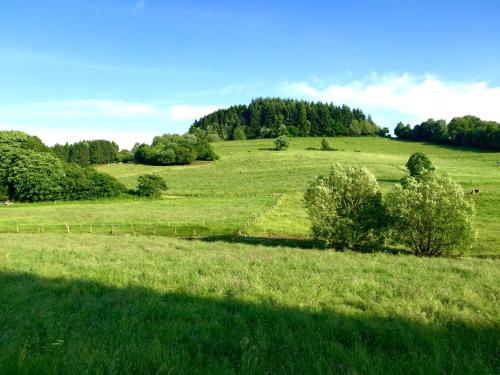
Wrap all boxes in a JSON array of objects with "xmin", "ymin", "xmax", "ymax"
[
  {"xmin": 1, "ymin": 137, "xmax": 499, "ymax": 373},
  {"xmin": 0, "ymin": 234, "xmax": 498, "ymax": 374}
]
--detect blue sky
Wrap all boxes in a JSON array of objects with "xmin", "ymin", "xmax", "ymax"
[{"xmin": 1, "ymin": 0, "xmax": 500, "ymax": 148}]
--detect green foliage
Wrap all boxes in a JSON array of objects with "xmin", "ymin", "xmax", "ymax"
[
  {"xmin": 134, "ymin": 134, "xmax": 217, "ymax": 166},
  {"xmin": 274, "ymin": 135, "xmax": 290, "ymax": 150},
  {"xmin": 387, "ymin": 173, "xmax": 476, "ymax": 256},
  {"xmin": 232, "ymin": 127, "xmax": 247, "ymax": 140},
  {"xmin": 61, "ymin": 163, "xmax": 126, "ymax": 200},
  {"xmin": 320, "ymin": 137, "xmax": 335, "ymax": 151},
  {"xmin": 189, "ymin": 98, "xmax": 381, "ymax": 139},
  {"xmin": 136, "ymin": 174, "xmax": 168, "ymax": 198},
  {"xmin": 52, "ymin": 139, "xmax": 119, "ymax": 166},
  {"xmin": 304, "ymin": 163, "xmax": 386, "ymax": 249},
  {"xmin": 406, "ymin": 152, "xmax": 435, "ymax": 178},
  {"xmin": 8, "ymin": 150, "xmax": 65, "ymax": 202},
  {"xmin": 395, "ymin": 116, "xmax": 500, "ymax": 150},
  {"xmin": 117, "ymin": 149, "xmax": 134, "ymax": 163},
  {"xmin": 206, "ymin": 133, "xmax": 221, "ymax": 143}
]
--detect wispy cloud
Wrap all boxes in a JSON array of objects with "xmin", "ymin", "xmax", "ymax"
[
  {"xmin": 168, "ymin": 104, "xmax": 225, "ymax": 121},
  {"xmin": 132, "ymin": 0, "xmax": 145, "ymax": 12},
  {"xmin": 0, "ymin": 48, "xmax": 187, "ymax": 77},
  {"xmin": 284, "ymin": 73, "xmax": 500, "ymax": 125},
  {"xmin": 0, "ymin": 100, "xmax": 224, "ymax": 148}
]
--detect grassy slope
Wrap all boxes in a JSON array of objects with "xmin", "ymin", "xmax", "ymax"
[
  {"xmin": 101, "ymin": 137, "xmax": 499, "ymax": 256},
  {"xmin": 0, "ymin": 137, "xmax": 497, "ymax": 255},
  {"xmin": 0, "ymin": 234, "xmax": 498, "ymax": 374}
]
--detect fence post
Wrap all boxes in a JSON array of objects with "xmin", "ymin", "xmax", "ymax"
[
  {"xmin": 89, "ymin": 225, "xmax": 93, "ymax": 234},
  {"xmin": 66, "ymin": 223, "xmax": 70, "ymax": 234}
]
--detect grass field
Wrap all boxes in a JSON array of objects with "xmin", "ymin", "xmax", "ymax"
[
  {"xmin": 1, "ymin": 137, "xmax": 499, "ymax": 373},
  {"xmin": 0, "ymin": 234, "xmax": 498, "ymax": 374},
  {"xmin": 1, "ymin": 137, "xmax": 498, "ymax": 255},
  {"xmin": 101, "ymin": 137, "xmax": 497, "ymax": 256}
]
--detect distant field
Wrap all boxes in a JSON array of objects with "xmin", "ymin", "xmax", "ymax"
[
  {"xmin": 1, "ymin": 234, "xmax": 498, "ymax": 374},
  {"xmin": 101, "ymin": 137, "xmax": 499, "ymax": 256},
  {"xmin": 1, "ymin": 137, "xmax": 497, "ymax": 256}
]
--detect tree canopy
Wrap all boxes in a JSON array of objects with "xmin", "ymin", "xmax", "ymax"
[
  {"xmin": 0, "ymin": 131, "xmax": 125, "ymax": 202},
  {"xmin": 133, "ymin": 134, "xmax": 217, "ymax": 166},
  {"xmin": 52, "ymin": 140, "xmax": 120, "ymax": 166},
  {"xmin": 395, "ymin": 116, "xmax": 500, "ymax": 151},
  {"xmin": 189, "ymin": 98, "xmax": 381, "ymax": 140}
]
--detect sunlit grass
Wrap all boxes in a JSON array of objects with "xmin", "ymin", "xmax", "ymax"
[{"xmin": 0, "ymin": 234, "xmax": 498, "ymax": 374}]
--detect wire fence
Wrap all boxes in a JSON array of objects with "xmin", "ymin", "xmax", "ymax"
[
  {"xmin": 0, "ymin": 222, "xmax": 231, "ymax": 238},
  {"xmin": 0, "ymin": 193, "xmax": 286, "ymax": 238}
]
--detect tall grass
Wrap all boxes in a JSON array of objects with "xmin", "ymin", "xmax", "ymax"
[{"xmin": 0, "ymin": 234, "xmax": 498, "ymax": 374}]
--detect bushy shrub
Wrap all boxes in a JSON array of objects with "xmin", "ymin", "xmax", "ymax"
[
  {"xmin": 386, "ymin": 172, "xmax": 476, "ymax": 256},
  {"xmin": 61, "ymin": 163, "xmax": 126, "ymax": 200},
  {"xmin": 117, "ymin": 150, "xmax": 134, "ymax": 163},
  {"xmin": 206, "ymin": 133, "xmax": 221, "ymax": 143},
  {"xmin": 274, "ymin": 135, "xmax": 290, "ymax": 151},
  {"xmin": 133, "ymin": 134, "xmax": 217, "ymax": 165},
  {"xmin": 304, "ymin": 163, "xmax": 386, "ymax": 249},
  {"xmin": 136, "ymin": 174, "xmax": 168, "ymax": 198},
  {"xmin": 320, "ymin": 137, "xmax": 335, "ymax": 151},
  {"xmin": 8, "ymin": 150, "xmax": 65, "ymax": 202},
  {"xmin": 406, "ymin": 152, "xmax": 435, "ymax": 178},
  {"xmin": 233, "ymin": 127, "xmax": 246, "ymax": 140}
]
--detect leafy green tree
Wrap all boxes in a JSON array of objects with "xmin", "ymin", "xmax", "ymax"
[
  {"xmin": 8, "ymin": 150, "xmax": 65, "ymax": 201},
  {"xmin": 232, "ymin": 127, "xmax": 246, "ymax": 140},
  {"xmin": 386, "ymin": 173, "xmax": 476, "ymax": 256},
  {"xmin": 61, "ymin": 164, "xmax": 125, "ymax": 200},
  {"xmin": 117, "ymin": 150, "xmax": 134, "ymax": 163},
  {"xmin": 136, "ymin": 174, "xmax": 168, "ymax": 198},
  {"xmin": 206, "ymin": 133, "xmax": 221, "ymax": 143},
  {"xmin": 274, "ymin": 135, "xmax": 290, "ymax": 151},
  {"xmin": 304, "ymin": 164, "xmax": 386, "ymax": 250},
  {"xmin": 406, "ymin": 152, "xmax": 435, "ymax": 178},
  {"xmin": 320, "ymin": 137, "xmax": 335, "ymax": 151}
]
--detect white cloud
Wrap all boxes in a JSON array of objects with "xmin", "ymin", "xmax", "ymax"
[
  {"xmin": 0, "ymin": 100, "xmax": 224, "ymax": 149},
  {"xmin": 284, "ymin": 73, "xmax": 500, "ymax": 126},
  {"xmin": 168, "ymin": 104, "xmax": 225, "ymax": 121}
]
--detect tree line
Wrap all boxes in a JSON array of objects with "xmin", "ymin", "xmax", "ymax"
[
  {"xmin": 0, "ymin": 131, "xmax": 126, "ymax": 202},
  {"xmin": 189, "ymin": 98, "xmax": 388, "ymax": 140},
  {"xmin": 52, "ymin": 140, "xmax": 121, "ymax": 166},
  {"xmin": 394, "ymin": 116, "xmax": 500, "ymax": 151}
]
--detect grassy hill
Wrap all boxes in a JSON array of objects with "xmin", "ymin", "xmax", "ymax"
[
  {"xmin": 0, "ymin": 137, "xmax": 499, "ymax": 373},
  {"xmin": 1, "ymin": 137, "xmax": 498, "ymax": 256}
]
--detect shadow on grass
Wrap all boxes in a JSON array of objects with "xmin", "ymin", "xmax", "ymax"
[
  {"xmin": 201, "ymin": 235, "xmax": 411, "ymax": 255},
  {"xmin": 200, "ymin": 235, "xmax": 325, "ymax": 249},
  {"xmin": 387, "ymin": 138, "xmax": 492, "ymax": 154},
  {"xmin": 0, "ymin": 271, "xmax": 498, "ymax": 374},
  {"xmin": 257, "ymin": 147, "xmax": 279, "ymax": 151}
]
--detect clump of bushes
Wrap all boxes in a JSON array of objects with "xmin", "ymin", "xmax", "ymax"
[
  {"xmin": 0, "ymin": 131, "xmax": 126, "ymax": 202},
  {"xmin": 320, "ymin": 137, "xmax": 335, "ymax": 151},
  {"xmin": 232, "ymin": 127, "xmax": 246, "ymax": 140},
  {"xmin": 305, "ymin": 152, "xmax": 476, "ymax": 256},
  {"xmin": 304, "ymin": 163, "xmax": 386, "ymax": 250},
  {"xmin": 134, "ymin": 134, "xmax": 218, "ymax": 166},
  {"xmin": 274, "ymin": 135, "xmax": 290, "ymax": 151},
  {"xmin": 387, "ymin": 170, "xmax": 475, "ymax": 256},
  {"xmin": 405, "ymin": 151, "xmax": 435, "ymax": 178},
  {"xmin": 136, "ymin": 174, "xmax": 168, "ymax": 198}
]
